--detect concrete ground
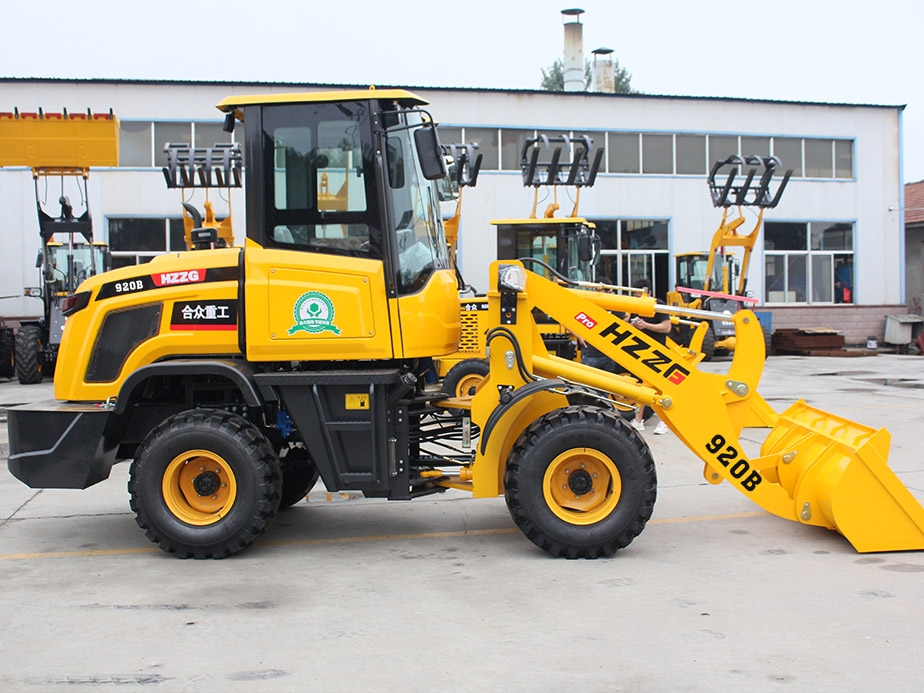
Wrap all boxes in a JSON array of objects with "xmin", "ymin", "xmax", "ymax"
[{"xmin": 1, "ymin": 354, "xmax": 923, "ymax": 692}]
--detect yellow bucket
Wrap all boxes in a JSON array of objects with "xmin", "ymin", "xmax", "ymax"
[{"xmin": 760, "ymin": 399, "xmax": 924, "ymax": 552}]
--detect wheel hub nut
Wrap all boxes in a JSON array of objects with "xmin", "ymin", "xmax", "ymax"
[
  {"xmin": 192, "ymin": 471, "xmax": 221, "ymax": 497},
  {"xmin": 567, "ymin": 469, "xmax": 593, "ymax": 496}
]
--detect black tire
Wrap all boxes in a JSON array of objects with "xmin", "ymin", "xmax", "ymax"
[
  {"xmin": 762, "ymin": 323, "xmax": 773, "ymax": 358},
  {"xmin": 278, "ymin": 446, "xmax": 320, "ymax": 510},
  {"xmin": 441, "ymin": 359, "xmax": 489, "ymax": 415},
  {"xmin": 504, "ymin": 405, "xmax": 657, "ymax": 558},
  {"xmin": 700, "ymin": 327, "xmax": 716, "ymax": 361},
  {"xmin": 0, "ymin": 328, "xmax": 14, "ymax": 378},
  {"xmin": 128, "ymin": 410, "xmax": 282, "ymax": 559},
  {"xmin": 15, "ymin": 325, "xmax": 43, "ymax": 384}
]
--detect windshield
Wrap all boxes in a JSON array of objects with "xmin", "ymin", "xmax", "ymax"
[
  {"xmin": 384, "ymin": 113, "xmax": 450, "ymax": 294},
  {"xmin": 47, "ymin": 242, "xmax": 106, "ymax": 292}
]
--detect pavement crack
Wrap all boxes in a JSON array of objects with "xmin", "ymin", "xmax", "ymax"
[{"xmin": 0, "ymin": 489, "xmax": 43, "ymax": 529}]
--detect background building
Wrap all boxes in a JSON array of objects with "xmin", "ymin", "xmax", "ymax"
[{"xmin": 0, "ymin": 77, "xmax": 910, "ymax": 344}]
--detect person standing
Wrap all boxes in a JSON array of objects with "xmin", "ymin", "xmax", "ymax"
[{"xmin": 627, "ymin": 279, "xmax": 671, "ymax": 435}]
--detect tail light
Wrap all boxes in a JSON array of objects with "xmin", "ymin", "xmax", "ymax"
[{"xmin": 61, "ymin": 291, "xmax": 91, "ymax": 316}]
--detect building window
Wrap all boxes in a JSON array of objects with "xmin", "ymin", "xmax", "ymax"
[
  {"xmin": 439, "ymin": 126, "xmax": 853, "ymax": 181},
  {"xmin": 676, "ymin": 134, "xmax": 706, "ymax": 175},
  {"xmin": 764, "ymin": 221, "xmax": 854, "ymax": 304},
  {"xmin": 642, "ymin": 134, "xmax": 672, "ymax": 174},
  {"xmin": 194, "ymin": 122, "xmax": 231, "ymax": 148},
  {"xmin": 805, "ymin": 139, "xmax": 833, "ymax": 178},
  {"xmin": 608, "ymin": 133, "xmax": 640, "ymax": 173},
  {"xmin": 591, "ymin": 218, "xmax": 670, "ymax": 299},
  {"xmin": 502, "ymin": 128, "xmax": 535, "ymax": 171},
  {"xmin": 773, "ymin": 138, "xmax": 803, "ymax": 177},
  {"xmin": 462, "ymin": 127, "xmax": 499, "ymax": 171},
  {"xmin": 109, "ymin": 217, "xmax": 189, "ymax": 267},
  {"xmin": 709, "ymin": 135, "xmax": 738, "ymax": 168},
  {"xmin": 741, "ymin": 136, "xmax": 771, "ymax": 157},
  {"xmin": 119, "ymin": 121, "xmax": 152, "ymax": 167},
  {"xmin": 835, "ymin": 140, "xmax": 854, "ymax": 178},
  {"xmin": 154, "ymin": 122, "xmax": 192, "ymax": 167}
]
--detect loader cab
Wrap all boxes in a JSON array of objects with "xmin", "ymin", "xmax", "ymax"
[
  {"xmin": 495, "ymin": 218, "xmax": 599, "ymax": 283},
  {"xmin": 218, "ymin": 89, "xmax": 459, "ymax": 362},
  {"xmin": 675, "ymin": 250, "xmax": 737, "ymax": 298},
  {"xmin": 221, "ymin": 90, "xmax": 450, "ymax": 298}
]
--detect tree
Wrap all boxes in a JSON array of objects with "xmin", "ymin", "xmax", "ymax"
[{"xmin": 540, "ymin": 58, "xmax": 635, "ymax": 94}]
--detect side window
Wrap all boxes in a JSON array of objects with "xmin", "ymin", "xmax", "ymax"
[{"xmin": 263, "ymin": 104, "xmax": 377, "ymax": 258}]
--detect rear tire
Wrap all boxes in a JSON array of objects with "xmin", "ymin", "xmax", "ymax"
[
  {"xmin": 278, "ymin": 446, "xmax": 320, "ymax": 509},
  {"xmin": 504, "ymin": 406, "xmax": 657, "ymax": 558},
  {"xmin": 700, "ymin": 327, "xmax": 716, "ymax": 361},
  {"xmin": 441, "ymin": 359, "xmax": 489, "ymax": 415},
  {"xmin": 15, "ymin": 325, "xmax": 43, "ymax": 384},
  {"xmin": 0, "ymin": 328, "xmax": 14, "ymax": 378},
  {"xmin": 128, "ymin": 410, "xmax": 282, "ymax": 558}
]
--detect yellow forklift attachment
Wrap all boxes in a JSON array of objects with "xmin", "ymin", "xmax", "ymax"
[{"xmin": 759, "ymin": 400, "xmax": 924, "ymax": 552}]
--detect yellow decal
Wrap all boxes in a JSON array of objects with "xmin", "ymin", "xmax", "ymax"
[{"xmin": 345, "ymin": 394, "xmax": 370, "ymax": 410}]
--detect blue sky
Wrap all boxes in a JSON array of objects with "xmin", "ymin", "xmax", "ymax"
[{"xmin": 4, "ymin": 0, "xmax": 922, "ymax": 183}]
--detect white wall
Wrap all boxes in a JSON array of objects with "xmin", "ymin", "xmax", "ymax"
[{"xmin": 0, "ymin": 80, "xmax": 903, "ymax": 317}]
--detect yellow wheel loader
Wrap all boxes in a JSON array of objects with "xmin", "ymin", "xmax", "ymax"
[
  {"xmin": 7, "ymin": 90, "xmax": 924, "ymax": 559},
  {"xmin": 162, "ymin": 142, "xmax": 241, "ymax": 250},
  {"xmin": 436, "ymin": 133, "xmax": 603, "ymax": 402},
  {"xmin": 668, "ymin": 155, "xmax": 790, "ymax": 359},
  {"xmin": 0, "ymin": 108, "xmax": 118, "ymax": 383}
]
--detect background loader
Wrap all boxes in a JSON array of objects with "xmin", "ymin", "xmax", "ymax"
[
  {"xmin": 437, "ymin": 133, "xmax": 603, "ymax": 402},
  {"xmin": 668, "ymin": 155, "xmax": 791, "ymax": 359},
  {"xmin": 6, "ymin": 90, "xmax": 924, "ymax": 560},
  {"xmin": 0, "ymin": 108, "xmax": 117, "ymax": 383}
]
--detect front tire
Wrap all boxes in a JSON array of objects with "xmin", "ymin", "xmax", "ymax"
[
  {"xmin": 504, "ymin": 406, "xmax": 657, "ymax": 558},
  {"xmin": 128, "ymin": 410, "xmax": 282, "ymax": 558}
]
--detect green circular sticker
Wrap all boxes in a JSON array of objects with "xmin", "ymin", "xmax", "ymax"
[{"xmin": 288, "ymin": 291, "xmax": 341, "ymax": 335}]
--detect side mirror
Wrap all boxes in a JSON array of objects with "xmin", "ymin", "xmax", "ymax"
[
  {"xmin": 223, "ymin": 111, "xmax": 236, "ymax": 133},
  {"xmin": 578, "ymin": 235, "xmax": 593, "ymax": 263},
  {"xmin": 414, "ymin": 126, "xmax": 447, "ymax": 181}
]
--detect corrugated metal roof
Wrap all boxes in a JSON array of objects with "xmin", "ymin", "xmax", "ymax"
[{"xmin": 0, "ymin": 77, "xmax": 907, "ymax": 111}]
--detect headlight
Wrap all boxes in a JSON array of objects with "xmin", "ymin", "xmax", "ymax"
[{"xmin": 497, "ymin": 264, "xmax": 526, "ymax": 292}]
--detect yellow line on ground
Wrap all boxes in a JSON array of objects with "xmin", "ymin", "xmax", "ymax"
[{"xmin": 0, "ymin": 511, "xmax": 768, "ymax": 561}]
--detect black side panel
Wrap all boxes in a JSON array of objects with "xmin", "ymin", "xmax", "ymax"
[
  {"xmin": 7, "ymin": 400, "xmax": 118, "ymax": 489},
  {"xmin": 86, "ymin": 304, "xmax": 162, "ymax": 382},
  {"xmin": 255, "ymin": 370, "xmax": 403, "ymax": 495}
]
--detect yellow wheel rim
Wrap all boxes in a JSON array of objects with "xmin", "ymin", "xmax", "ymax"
[
  {"xmin": 543, "ymin": 448, "xmax": 622, "ymax": 525},
  {"xmin": 162, "ymin": 450, "xmax": 237, "ymax": 526},
  {"xmin": 455, "ymin": 372, "xmax": 485, "ymax": 398}
]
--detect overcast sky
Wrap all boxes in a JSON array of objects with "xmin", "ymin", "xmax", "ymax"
[{"xmin": 4, "ymin": 0, "xmax": 922, "ymax": 184}]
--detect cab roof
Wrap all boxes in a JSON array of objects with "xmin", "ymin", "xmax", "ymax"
[{"xmin": 216, "ymin": 88, "xmax": 428, "ymax": 114}]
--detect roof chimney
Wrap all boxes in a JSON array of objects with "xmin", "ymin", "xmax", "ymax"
[
  {"xmin": 591, "ymin": 47, "xmax": 615, "ymax": 93},
  {"xmin": 561, "ymin": 8, "xmax": 585, "ymax": 92}
]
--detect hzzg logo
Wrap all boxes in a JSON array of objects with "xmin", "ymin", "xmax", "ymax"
[{"xmin": 288, "ymin": 291, "xmax": 341, "ymax": 335}]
